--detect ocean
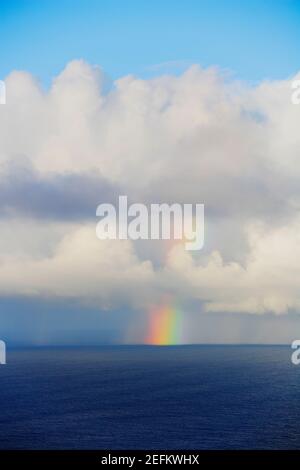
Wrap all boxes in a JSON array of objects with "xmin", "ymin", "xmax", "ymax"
[{"xmin": 0, "ymin": 345, "xmax": 299, "ymax": 449}]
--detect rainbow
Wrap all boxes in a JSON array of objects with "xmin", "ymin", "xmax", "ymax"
[{"xmin": 145, "ymin": 302, "xmax": 183, "ymax": 345}]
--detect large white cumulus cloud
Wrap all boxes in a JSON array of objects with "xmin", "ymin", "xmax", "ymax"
[{"xmin": 0, "ymin": 59, "xmax": 299, "ymax": 314}]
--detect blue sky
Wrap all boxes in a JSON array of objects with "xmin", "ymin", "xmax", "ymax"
[{"xmin": 1, "ymin": 0, "xmax": 300, "ymax": 85}]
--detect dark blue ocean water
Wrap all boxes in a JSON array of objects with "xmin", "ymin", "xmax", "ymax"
[{"xmin": 0, "ymin": 346, "xmax": 299, "ymax": 449}]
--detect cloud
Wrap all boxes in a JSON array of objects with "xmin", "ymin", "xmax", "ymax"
[
  {"xmin": 0, "ymin": 60, "xmax": 299, "ymax": 316},
  {"xmin": 0, "ymin": 223, "xmax": 155, "ymax": 309},
  {"xmin": 163, "ymin": 218, "xmax": 300, "ymax": 315},
  {"xmin": 0, "ymin": 157, "xmax": 121, "ymax": 220}
]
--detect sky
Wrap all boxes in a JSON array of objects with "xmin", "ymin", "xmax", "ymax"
[
  {"xmin": 0, "ymin": 1, "xmax": 300, "ymax": 346},
  {"xmin": 1, "ymin": 0, "xmax": 300, "ymax": 84}
]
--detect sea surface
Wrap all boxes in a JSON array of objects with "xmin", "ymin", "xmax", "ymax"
[{"xmin": 0, "ymin": 345, "xmax": 299, "ymax": 449}]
